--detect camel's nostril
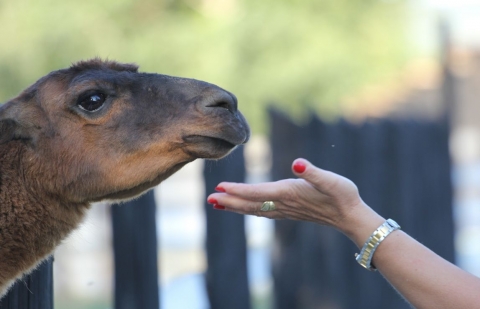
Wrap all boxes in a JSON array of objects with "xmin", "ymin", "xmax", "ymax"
[
  {"xmin": 203, "ymin": 91, "xmax": 237, "ymax": 113},
  {"xmin": 213, "ymin": 101, "xmax": 233, "ymax": 112}
]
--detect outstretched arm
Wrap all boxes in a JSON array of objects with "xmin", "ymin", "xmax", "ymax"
[{"xmin": 207, "ymin": 158, "xmax": 480, "ymax": 309}]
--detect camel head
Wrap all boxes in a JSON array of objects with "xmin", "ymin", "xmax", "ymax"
[{"xmin": 0, "ymin": 59, "xmax": 250, "ymax": 203}]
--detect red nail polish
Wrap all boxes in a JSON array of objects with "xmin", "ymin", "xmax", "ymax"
[
  {"xmin": 215, "ymin": 186, "xmax": 225, "ymax": 192},
  {"xmin": 207, "ymin": 198, "xmax": 217, "ymax": 205},
  {"xmin": 213, "ymin": 204, "xmax": 226, "ymax": 210},
  {"xmin": 293, "ymin": 162, "xmax": 306, "ymax": 173}
]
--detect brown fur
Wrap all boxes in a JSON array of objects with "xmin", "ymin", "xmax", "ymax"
[{"xmin": 0, "ymin": 59, "xmax": 249, "ymax": 296}]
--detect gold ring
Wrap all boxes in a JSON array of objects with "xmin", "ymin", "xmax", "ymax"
[{"xmin": 261, "ymin": 201, "xmax": 276, "ymax": 211}]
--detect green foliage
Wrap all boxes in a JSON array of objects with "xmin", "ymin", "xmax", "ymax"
[{"xmin": 0, "ymin": 0, "xmax": 410, "ymax": 132}]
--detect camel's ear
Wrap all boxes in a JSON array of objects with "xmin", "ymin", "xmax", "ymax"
[{"xmin": 0, "ymin": 102, "xmax": 44, "ymax": 146}]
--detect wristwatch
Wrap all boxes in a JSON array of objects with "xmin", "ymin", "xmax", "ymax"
[{"xmin": 355, "ymin": 219, "xmax": 401, "ymax": 271}]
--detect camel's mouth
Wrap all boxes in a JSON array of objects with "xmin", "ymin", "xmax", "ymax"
[
  {"xmin": 182, "ymin": 135, "xmax": 245, "ymax": 159},
  {"xmin": 185, "ymin": 135, "xmax": 237, "ymax": 148}
]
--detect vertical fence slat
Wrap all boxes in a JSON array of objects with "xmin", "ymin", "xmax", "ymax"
[
  {"xmin": 268, "ymin": 108, "xmax": 304, "ymax": 309},
  {"xmin": 419, "ymin": 121, "xmax": 455, "ymax": 263},
  {"xmin": 203, "ymin": 146, "xmax": 251, "ymax": 309},
  {"xmin": 111, "ymin": 190, "xmax": 159, "ymax": 309},
  {"xmin": 0, "ymin": 257, "xmax": 54, "ymax": 309},
  {"xmin": 298, "ymin": 116, "xmax": 343, "ymax": 308}
]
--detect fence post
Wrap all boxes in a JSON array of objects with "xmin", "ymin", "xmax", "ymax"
[
  {"xmin": 111, "ymin": 190, "xmax": 159, "ymax": 309},
  {"xmin": 203, "ymin": 146, "xmax": 251, "ymax": 309},
  {"xmin": 268, "ymin": 108, "xmax": 304, "ymax": 309},
  {"xmin": 0, "ymin": 257, "xmax": 54, "ymax": 309}
]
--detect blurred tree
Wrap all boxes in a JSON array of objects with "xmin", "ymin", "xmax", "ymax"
[{"xmin": 0, "ymin": 0, "xmax": 409, "ymax": 132}]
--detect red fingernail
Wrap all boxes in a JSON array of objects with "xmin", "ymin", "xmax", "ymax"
[
  {"xmin": 207, "ymin": 198, "xmax": 217, "ymax": 204},
  {"xmin": 213, "ymin": 204, "xmax": 226, "ymax": 210},
  {"xmin": 293, "ymin": 162, "xmax": 306, "ymax": 173},
  {"xmin": 215, "ymin": 186, "xmax": 225, "ymax": 192}
]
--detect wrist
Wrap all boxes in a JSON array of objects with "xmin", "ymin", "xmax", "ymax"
[{"xmin": 336, "ymin": 201, "xmax": 385, "ymax": 248}]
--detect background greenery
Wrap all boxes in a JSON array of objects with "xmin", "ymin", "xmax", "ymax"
[{"xmin": 0, "ymin": 0, "xmax": 410, "ymax": 132}]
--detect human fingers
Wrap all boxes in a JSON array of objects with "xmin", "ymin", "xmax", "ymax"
[
  {"xmin": 213, "ymin": 180, "xmax": 294, "ymax": 202},
  {"xmin": 207, "ymin": 192, "xmax": 315, "ymax": 221},
  {"xmin": 207, "ymin": 193, "xmax": 286, "ymax": 219}
]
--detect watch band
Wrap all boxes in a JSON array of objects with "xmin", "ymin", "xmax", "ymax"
[{"xmin": 355, "ymin": 218, "xmax": 401, "ymax": 271}]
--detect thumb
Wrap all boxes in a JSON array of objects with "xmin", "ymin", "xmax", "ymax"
[
  {"xmin": 292, "ymin": 158, "xmax": 309, "ymax": 174},
  {"xmin": 291, "ymin": 158, "xmax": 339, "ymax": 193}
]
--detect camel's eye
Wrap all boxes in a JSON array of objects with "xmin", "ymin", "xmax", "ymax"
[{"xmin": 78, "ymin": 92, "xmax": 106, "ymax": 112}]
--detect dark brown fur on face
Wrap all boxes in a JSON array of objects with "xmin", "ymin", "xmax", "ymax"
[{"xmin": 0, "ymin": 59, "xmax": 249, "ymax": 296}]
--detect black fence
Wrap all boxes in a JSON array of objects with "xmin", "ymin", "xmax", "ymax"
[
  {"xmin": 203, "ymin": 147, "xmax": 251, "ymax": 309},
  {"xmin": 111, "ymin": 190, "xmax": 160, "ymax": 309},
  {"xmin": 0, "ymin": 110, "xmax": 454, "ymax": 309},
  {"xmin": 269, "ymin": 108, "xmax": 454, "ymax": 309},
  {"xmin": 0, "ymin": 258, "xmax": 54, "ymax": 309}
]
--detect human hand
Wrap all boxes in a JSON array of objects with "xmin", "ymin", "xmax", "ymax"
[{"xmin": 207, "ymin": 158, "xmax": 382, "ymax": 237}]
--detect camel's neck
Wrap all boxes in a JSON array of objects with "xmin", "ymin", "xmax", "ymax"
[{"xmin": 0, "ymin": 141, "xmax": 89, "ymax": 294}]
